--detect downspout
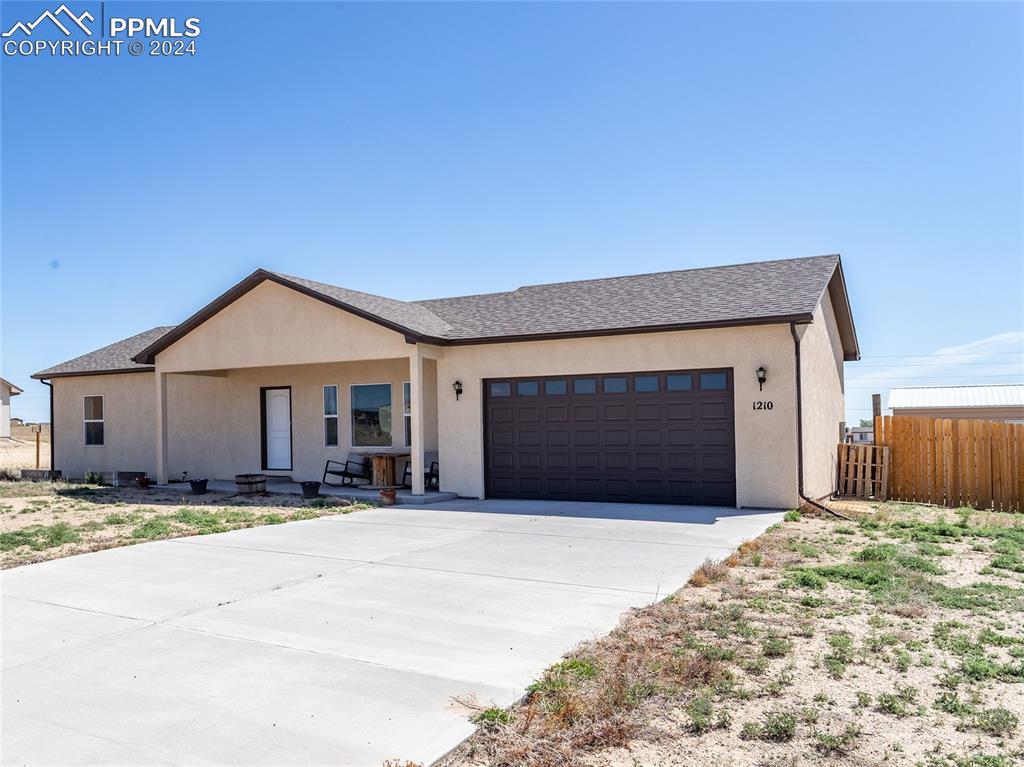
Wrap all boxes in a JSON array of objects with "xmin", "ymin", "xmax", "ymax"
[
  {"xmin": 790, "ymin": 323, "xmax": 849, "ymax": 520},
  {"xmin": 40, "ymin": 379, "xmax": 55, "ymax": 474}
]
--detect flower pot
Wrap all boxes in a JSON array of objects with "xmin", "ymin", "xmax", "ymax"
[
  {"xmin": 234, "ymin": 473, "xmax": 267, "ymax": 495},
  {"xmin": 190, "ymin": 478, "xmax": 209, "ymax": 495},
  {"xmin": 135, "ymin": 477, "xmax": 152, "ymax": 490},
  {"xmin": 300, "ymin": 481, "xmax": 321, "ymax": 499},
  {"xmin": 379, "ymin": 488, "xmax": 397, "ymax": 506}
]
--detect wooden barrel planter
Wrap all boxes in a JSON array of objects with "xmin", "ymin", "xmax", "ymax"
[{"xmin": 235, "ymin": 474, "xmax": 267, "ymax": 495}]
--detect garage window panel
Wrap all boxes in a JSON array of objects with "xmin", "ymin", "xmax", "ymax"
[
  {"xmin": 634, "ymin": 375, "xmax": 659, "ymax": 393},
  {"xmin": 666, "ymin": 374, "xmax": 693, "ymax": 391},
  {"xmin": 603, "ymin": 377, "xmax": 628, "ymax": 394},
  {"xmin": 700, "ymin": 372, "xmax": 728, "ymax": 390},
  {"xmin": 517, "ymin": 381, "xmax": 539, "ymax": 396},
  {"xmin": 544, "ymin": 379, "xmax": 567, "ymax": 395},
  {"xmin": 573, "ymin": 378, "xmax": 597, "ymax": 394}
]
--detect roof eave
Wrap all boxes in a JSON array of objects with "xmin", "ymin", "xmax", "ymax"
[
  {"xmin": 441, "ymin": 313, "xmax": 816, "ymax": 346},
  {"xmin": 32, "ymin": 367, "xmax": 155, "ymax": 381}
]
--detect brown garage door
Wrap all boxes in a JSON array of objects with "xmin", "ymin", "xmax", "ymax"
[{"xmin": 484, "ymin": 369, "xmax": 736, "ymax": 506}]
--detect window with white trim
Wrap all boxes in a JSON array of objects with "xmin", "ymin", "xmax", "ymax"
[
  {"xmin": 403, "ymin": 381, "xmax": 412, "ymax": 447},
  {"xmin": 84, "ymin": 395, "xmax": 104, "ymax": 446},
  {"xmin": 323, "ymin": 385, "xmax": 339, "ymax": 447},
  {"xmin": 351, "ymin": 383, "xmax": 392, "ymax": 447}
]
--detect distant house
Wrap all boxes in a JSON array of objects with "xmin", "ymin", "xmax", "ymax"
[
  {"xmin": 845, "ymin": 426, "xmax": 874, "ymax": 444},
  {"xmin": 888, "ymin": 384, "xmax": 1024, "ymax": 423},
  {"xmin": 0, "ymin": 377, "xmax": 23, "ymax": 439},
  {"xmin": 10, "ymin": 417, "xmax": 24, "ymax": 427}
]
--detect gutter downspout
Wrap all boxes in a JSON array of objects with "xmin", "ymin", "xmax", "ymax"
[
  {"xmin": 40, "ymin": 379, "xmax": 55, "ymax": 474},
  {"xmin": 790, "ymin": 323, "xmax": 849, "ymax": 520}
]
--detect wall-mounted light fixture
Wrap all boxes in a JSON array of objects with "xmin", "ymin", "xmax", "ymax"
[
  {"xmin": 452, "ymin": 380, "xmax": 463, "ymax": 401},
  {"xmin": 756, "ymin": 366, "xmax": 767, "ymax": 391}
]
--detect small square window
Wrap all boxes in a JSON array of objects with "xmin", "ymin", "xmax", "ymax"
[
  {"xmin": 490, "ymin": 382, "xmax": 511, "ymax": 397},
  {"xmin": 544, "ymin": 380, "xmax": 567, "ymax": 395},
  {"xmin": 573, "ymin": 378, "xmax": 597, "ymax": 394},
  {"xmin": 634, "ymin": 375, "xmax": 659, "ymax": 393},
  {"xmin": 700, "ymin": 372, "xmax": 728, "ymax": 391},
  {"xmin": 517, "ymin": 381, "xmax": 539, "ymax": 396},
  {"xmin": 603, "ymin": 377, "xmax": 627, "ymax": 394},
  {"xmin": 666, "ymin": 374, "xmax": 693, "ymax": 391}
]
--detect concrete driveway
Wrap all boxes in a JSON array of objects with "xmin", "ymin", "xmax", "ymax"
[{"xmin": 2, "ymin": 500, "xmax": 782, "ymax": 766}]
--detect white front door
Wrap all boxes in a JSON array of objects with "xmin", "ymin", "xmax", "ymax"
[{"xmin": 264, "ymin": 388, "xmax": 291, "ymax": 470}]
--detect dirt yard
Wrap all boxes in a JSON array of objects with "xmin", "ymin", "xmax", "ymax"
[
  {"xmin": 0, "ymin": 425, "xmax": 50, "ymax": 471},
  {"xmin": 439, "ymin": 503, "xmax": 1024, "ymax": 767},
  {"xmin": 0, "ymin": 481, "xmax": 372, "ymax": 568}
]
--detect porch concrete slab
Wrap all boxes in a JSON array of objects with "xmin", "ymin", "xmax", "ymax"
[
  {"xmin": 1, "ymin": 538, "xmax": 364, "ymax": 622},
  {"xmin": 202, "ymin": 480, "xmax": 458, "ymax": 505},
  {"xmin": 3, "ymin": 500, "xmax": 783, "ymax": 766}
]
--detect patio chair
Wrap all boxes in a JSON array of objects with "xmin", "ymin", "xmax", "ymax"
[
  {"xmin": 402, "ymin": 452, "xmax": 439, "ymax": 490},
  {"xmin": 323, "ymin": 453, "xmax": 371, "ymax": 487}
]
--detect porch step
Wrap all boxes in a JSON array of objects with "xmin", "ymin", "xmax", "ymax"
[{"xmin": 394, "ymin": 491, "xmax": 459, "ymax": 506}]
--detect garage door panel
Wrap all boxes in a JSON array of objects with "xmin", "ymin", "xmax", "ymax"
[
  {"xmin": 605, "ymin": 428, "xmax": 629, "ymax": 447},
  {"xmin": 634, "ymin": 403, "xmax": 662, "ymax": 420},
  {"xmin": 486, "ymin": 369, "xmax": 735, "ymax": 506},
  {"xmin": 667, "ymin": 403, "xmax": 694, "ymax": 420},
  {"xmin": 603, "ymin": 404, "xmax": 629, "ymax": 420}
]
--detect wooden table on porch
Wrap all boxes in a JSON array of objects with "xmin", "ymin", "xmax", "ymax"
[{"xmin": 365, "ymin": 453, "xmax": 410, "ymax": 489}]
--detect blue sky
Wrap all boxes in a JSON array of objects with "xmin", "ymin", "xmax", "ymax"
[{"xmin": 2, "ymin": 1, "xmax": 1022, "ymax": 424}]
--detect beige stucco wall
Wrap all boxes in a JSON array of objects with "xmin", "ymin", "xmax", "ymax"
[
  {"xmin": 157, "ymin": 280, "xmax": 412, "ymax": 373},
  {"xmin": 797, "ymin": 293, "xmax": 846, "ymax": 500},
  {"xmin": 52, "ymin": 360, "xmax": 437, "ymax": 482},
  {"xmin": 52, "ymin": 373, "xmax": 156, "ymax": 479},
  {"xmin": 435, "ymin": 324, "xmax": 803, "ymax": 509},
  {"xmin": 891, "ymin": 407, "xmax": 1024, "ymax": 423}
]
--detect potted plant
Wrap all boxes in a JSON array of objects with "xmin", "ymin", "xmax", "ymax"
[
  {"xmin": 379, "ymin": 487, "xmax": 397, "ymax": 506},
  {"xmin": 136, "ymin": 476, "xmax": 152, "ymax": 490},
  {"xmin": 189, "ymin": 477, "xmax": 209, "ymax": 495},
  {"xmin": 300, "ymin": 480, "xmax": 321, "ymax": 499}
]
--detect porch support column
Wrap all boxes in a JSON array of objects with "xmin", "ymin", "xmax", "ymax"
[
  {"xmin": 155, "ymin": 371, "xmax": 169, "ymax": 484},
  {"xmin": 409, "ymin": 345, "xmax": 426, "ymax": 495}
]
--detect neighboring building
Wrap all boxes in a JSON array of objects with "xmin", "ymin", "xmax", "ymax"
[
  {"xmin": 846, "ymin": 426, "xmax": 874, "ymax": 444},
  {"xmin": 888, "ymin": 385, "xmax": 1024, "ymax": 423},
  {"xmin": 33, "ymin": 254, "xmax": 859, "ymax": 509},
  {"xmin": 10, "ymin": 417, "xmax": 24, "ymax": 428},
  {"xmin": 0, "ymin": 377, "xmax": 23, "ymax": 439}
]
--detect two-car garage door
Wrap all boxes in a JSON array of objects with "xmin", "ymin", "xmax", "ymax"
[{"xmin": 484, "ymin": 369, "xmax": 736, "ymax": 506}]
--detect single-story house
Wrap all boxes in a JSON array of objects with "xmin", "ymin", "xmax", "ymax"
[
  {"xmin": 0, "ymin": 377, "xmax": 23, "ymax": 439},
  {"xmin": 888, "ymin": 384, "xmax": 1024, "ymax": 423},
  {"xmin": 33, "ymin": 254, "xmax": 859, "ymax": 509}
]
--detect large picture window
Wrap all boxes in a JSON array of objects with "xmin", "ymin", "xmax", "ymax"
[
  {"xmin": 351, "ymin": 383, "xmax": 392, "ymax": 447},
  {"xmin": 323, "ymin": 385, "xmax": 339, "ymax": 447},
  {"xmin": 84, "ymin": 395, "xmax": 104, "ymax": 446}
]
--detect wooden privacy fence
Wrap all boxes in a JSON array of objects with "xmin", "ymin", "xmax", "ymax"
[
  {"xmin": 873, "ymin": 415, "xmax": 1024, "ymax": 513},
  {"xmin": 836, "ymin": 443, "xmax": 890, "ymax": 500}
]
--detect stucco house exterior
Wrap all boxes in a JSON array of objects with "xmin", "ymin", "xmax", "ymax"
[
  {"xmin": 888, "ymin": 384, "xmax": 1024, "ymax": 423},
  {"xmin": 0, "ymin": 377, "xmax": 22, "ymax": 439},
  {"xmin": 33, "ymin": 254, "xmax": 859, "ymax": 509}
]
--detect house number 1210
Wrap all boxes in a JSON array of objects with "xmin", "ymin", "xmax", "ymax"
[{"xmin": 752, "ymin": 401, "xmax": 774, "ymax": 411}]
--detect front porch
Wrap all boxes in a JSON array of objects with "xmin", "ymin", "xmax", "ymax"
[
  {"xmin": 154, "ymin": 351, "xmax": 443, "ymax": 498},
  {"xmin": 201, "ymin": 478, "xmax": 458, "ymax": 505}
]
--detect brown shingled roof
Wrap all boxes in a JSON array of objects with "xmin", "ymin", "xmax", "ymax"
[
  {"xmin": 33, "ymin": 327, "xmax": 174, "ymax": 379},
  {"xmin": 35, "ymin": 254, "xmax": 858, "ymax": 378}
]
